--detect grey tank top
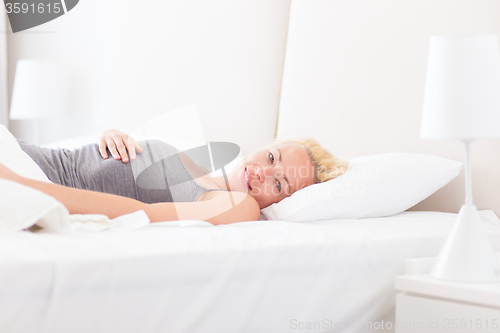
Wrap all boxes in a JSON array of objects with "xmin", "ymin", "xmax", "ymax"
[{"xmin": 17, "ymin": 139, "xmax": 224, "ymax": 203}]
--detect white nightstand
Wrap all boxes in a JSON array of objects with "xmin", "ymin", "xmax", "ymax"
[{"xmin": 394, "ymin": 254, "xmax": 500, "ymax": 333}]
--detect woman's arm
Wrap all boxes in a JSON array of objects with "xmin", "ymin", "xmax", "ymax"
[
  {"xmin": 148, "ymin": 191, "xmax": 260, "ymax": 224},
  {"xmin": 0, "ymin": 163, "xmax": 260, "ymax": 224}
]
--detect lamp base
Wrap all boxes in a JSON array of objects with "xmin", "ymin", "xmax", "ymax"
[{"xmin": 429, "ymin": 204, "xmax": 500, "ymax": 283}]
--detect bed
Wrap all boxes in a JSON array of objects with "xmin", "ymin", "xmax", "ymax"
[
  {"xmin": 3, "ymin": 1, "xmax": 500, "ymax": 332},
  {"xmin": 3, "ymin": 210, "xmax": 500, "ymax": 333}
]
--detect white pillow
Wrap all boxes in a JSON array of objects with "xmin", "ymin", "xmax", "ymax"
[
  {"xmin": 0, "ymin": 124, "xmax": 51, "ymax": 182},
  {"xmin": 0, "ymin": 179, "xmax": 70, "ymax": 232},
  {"xmin": 261, "ymin": 153, "xmax": 462, "ymax": 221},
  {"xmin": 0, "ymin": 125, "xmax": 70, "ymax": 231}
]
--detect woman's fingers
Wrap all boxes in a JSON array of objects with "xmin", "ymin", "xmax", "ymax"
[
  {"xmin": 113, "ymin": 135, "xmax": 144, "ymax": 163},
  {"xmin": 105, "ymin": 139, "xmax": 121, "ymax": 161},
  {"xmin": 123, "ymin": 136, "xmax": 135, "ymax": 161},
  {"xmin": 134, "ymin": 141, "xmax": 143, "ymax": 154},
  {"xmin": 114, "ymin": 140, "xmax": 129, "ymax": 163},
  {"xmin": 98, "ymin": 140, "xmax": 108, "ymax": 159},
  {"xmin": 126, "ymin": 137, "xmax": 143, "ymax": 161},
  {"xmin": 97, "ymin": 129, "xmax": 142, "ymax": 163}
]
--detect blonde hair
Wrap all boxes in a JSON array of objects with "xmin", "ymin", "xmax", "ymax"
[{"xmin": 266, "ymin": 137, "xmax": 349, "ymax": 184}]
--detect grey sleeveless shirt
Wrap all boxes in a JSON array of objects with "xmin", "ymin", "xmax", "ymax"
[{"xmin": 17, "ymin": 139, "xmax": 218, "ymax": 203}]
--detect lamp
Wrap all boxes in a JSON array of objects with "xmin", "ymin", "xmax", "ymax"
[
  {"xmin": 421, "ymin": 34, "xmax": 500, "ymax": 283},
  {"xmin": 9, "ymin": 59, "xmax": 64, "ymax": 144}
]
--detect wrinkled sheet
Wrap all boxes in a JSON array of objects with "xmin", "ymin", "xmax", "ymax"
[{"xmin": 1, "ymin": 210, "xmax": 500, "ymax": 333}]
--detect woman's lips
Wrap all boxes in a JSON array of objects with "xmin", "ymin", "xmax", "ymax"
[{"xmin": 241, "ymin": 167, "xmax": 251, "ymax": 190}]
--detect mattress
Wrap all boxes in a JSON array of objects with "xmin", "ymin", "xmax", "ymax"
[{"xmin": 1, "ymin": 210, "xmax": 500, "ymax": 333}]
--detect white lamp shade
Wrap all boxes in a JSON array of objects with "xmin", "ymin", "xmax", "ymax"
[
  {"xmin": 9, "ymin": 59, "xmax": 64, "ymax": 120},
  {"xmin": 421, "ymin": 35, "xmax": 500, "ymax": 140}
]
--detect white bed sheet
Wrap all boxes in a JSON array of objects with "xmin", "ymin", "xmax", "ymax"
[{"xmin": 1, "ymin": 210, "xmax": 500, "ymax": 333}]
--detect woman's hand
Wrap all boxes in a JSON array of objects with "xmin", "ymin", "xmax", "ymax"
[
  {"xmin": 0, "ymin": 163, "xmax": 23, "ymax": 183},
  {"xmin": 98, "ymin": 129, "xmax": 143, "ymax": 163}
]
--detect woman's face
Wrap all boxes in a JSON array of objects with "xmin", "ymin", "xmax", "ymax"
[{"xmin": 228, "ymin": 143, "xmax": 315, "ymax": 209}]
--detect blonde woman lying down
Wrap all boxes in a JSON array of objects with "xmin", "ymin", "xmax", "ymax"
[{"xmin": 0, "ymin": 129, "xmax": 348, "ymax": 225}]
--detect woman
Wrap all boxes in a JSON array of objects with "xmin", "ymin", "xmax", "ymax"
[{"xmin": 0, "ymin": 129, "xmax": 348, "ymax": 225}]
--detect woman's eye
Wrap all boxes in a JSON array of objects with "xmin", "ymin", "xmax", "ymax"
[
  {"xmin": 276, "ymin": 179, "xmax": 281, "ymax": 192},
  {"xmin": 269, "ymin": 152, "xmax": 275, "ymax": 164}
]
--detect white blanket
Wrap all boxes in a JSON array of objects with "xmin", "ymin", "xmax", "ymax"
[{"xmin": 1, "ymin": 210, "xmax": 499, "ymax": 333}]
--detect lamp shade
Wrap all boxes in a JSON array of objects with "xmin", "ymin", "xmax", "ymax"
[
  {"xmin": 421, "ymin": 35, "xmax": 500, "ymax": 140},
  {"xmin": 9, "ymin": 59, "xmax": 64, "ymax": 120}
]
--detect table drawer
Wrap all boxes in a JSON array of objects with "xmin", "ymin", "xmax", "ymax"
[{"xmin": 395, "ymin": 294, "xmax": 500, "ymax": 333}]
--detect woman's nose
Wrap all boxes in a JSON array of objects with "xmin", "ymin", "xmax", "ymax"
[{"xmin": 258, "ymin": 165, "xmax": 274, "ymax": 179}]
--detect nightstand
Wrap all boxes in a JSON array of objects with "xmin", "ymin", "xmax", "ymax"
[{"xmin": 394, "ymin": 254, "xmax": 500, "ymax": 333}]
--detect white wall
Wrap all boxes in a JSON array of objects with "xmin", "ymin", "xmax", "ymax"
[
  {"xmin": 7, "ymin": 0, "xmax": 291, "ymax": 155},
  {"xmin": 0, "ymin": 12, "xmax": 8, "ymax": 126},
  {"xmin": 7, "ymin": 1, "xmax": 116, "ymax": 144}
]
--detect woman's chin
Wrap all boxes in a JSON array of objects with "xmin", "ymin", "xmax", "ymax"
[{"xmin": 259, "ymin": 202, "xmax": 271, "ymax": 210}]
